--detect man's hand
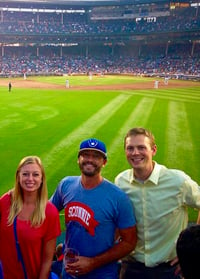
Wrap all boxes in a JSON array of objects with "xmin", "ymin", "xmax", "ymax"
[
  {"xmin": 170, "ymin": 257, "xmax": 182, "ymax": 276},
  {"xmin": 65, "ymin": 256, "xmax": 95, "ymax": 276}
]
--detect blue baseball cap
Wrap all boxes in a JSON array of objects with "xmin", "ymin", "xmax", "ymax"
[{"xmin": 78, "ymin": 138, "xmax": 107, "ymax": 159}]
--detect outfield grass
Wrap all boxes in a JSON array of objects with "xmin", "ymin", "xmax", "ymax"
[
  {"xmin": 0, "ymin": 75, "xmax": 200, "ymax": 225},
  {"xmin": 32, "ymin": 74, "xmax": 151, "ymax": 86}
]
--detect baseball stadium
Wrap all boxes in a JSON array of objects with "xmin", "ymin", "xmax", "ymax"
[
  {"xmin": 0, "ymin": 0, "xmax": 200, "ymax": 277},
  {"xmin": 0, "ymin": 0, "xmax": 200, "ymax": 213}
]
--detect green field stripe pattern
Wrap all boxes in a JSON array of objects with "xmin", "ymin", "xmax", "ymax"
[
  {"xmin": 43, "ymin": 94, "xmax": 131, "ymax": 179},
  {"xmin": 165, "ymin": 101, "xmax": 197, "ymax": 177},
  {"xmin": 103, "ymin": 97, "xmax": 156, "ymax": 178},
  {"xmin": 124, "ymin": 88, "xmax": 200, "ymax": 103}
]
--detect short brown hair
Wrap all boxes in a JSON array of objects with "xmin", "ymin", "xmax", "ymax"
[{"xmin": 124, "ymin": 127, "xmax": 155, "ymax": 148}]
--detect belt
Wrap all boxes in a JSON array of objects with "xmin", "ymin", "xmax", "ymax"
[{"xmin": 123, "ymin": 258, "xmax": 172, "ymax": 269}]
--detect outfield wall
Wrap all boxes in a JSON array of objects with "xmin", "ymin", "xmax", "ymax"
[{"xmin": 1, "ymin": 72, "xmax": 199, "ymax": 81}]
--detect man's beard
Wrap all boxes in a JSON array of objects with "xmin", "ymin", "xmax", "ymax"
[{"xmin": 79, "ymin": 162, "xmax": 101, "ymax": 177}]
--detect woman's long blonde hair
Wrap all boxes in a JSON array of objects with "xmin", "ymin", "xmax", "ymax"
[{"xmin": 8, "ymin": 156, "xmax": 48, "ymax": 227}]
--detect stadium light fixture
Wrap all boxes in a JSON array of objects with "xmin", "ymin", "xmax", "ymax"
[{"xmin": 0, "ymin": 7, "xmax": 86, "ymax": 13}]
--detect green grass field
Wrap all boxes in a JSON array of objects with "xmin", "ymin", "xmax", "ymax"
[{"xmin": 0, "ymin": 75, "xmax": 200, "ymax": 225}]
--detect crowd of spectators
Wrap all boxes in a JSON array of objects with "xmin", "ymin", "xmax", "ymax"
[
  {"xmin": 0, "ymin": 52, "xmax": 199, "ymax": 77},
  {"xmin": 0, "ymin": 5, "xmax": 199, "ymax": 79},
  {"xmin": 0, "ymin": 10, "xmax": 199, "ymax": 36},
  {"xmin": 0, "ymin": 7, "xmax": 199, "ymax": 36}
]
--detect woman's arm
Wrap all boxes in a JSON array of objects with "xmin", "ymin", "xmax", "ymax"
[{"xmin": 39, "ymin": 238, "xmax": 57, "ymax": 279}]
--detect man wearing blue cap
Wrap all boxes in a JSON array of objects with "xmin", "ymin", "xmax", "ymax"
[{"xmin": 50, "ymin": 138, "xmax": 137, "ymax": 279}]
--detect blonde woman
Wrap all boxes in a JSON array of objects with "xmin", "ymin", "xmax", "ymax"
[{"xmin": 0, "ymin": 156, "xmax": 61, "ymax": 279}]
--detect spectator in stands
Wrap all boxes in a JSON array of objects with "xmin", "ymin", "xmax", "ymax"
[
  {"xmin": 115, "ymin": 127, "xmax": 200, "ymax": 279},
  {"xmin": 0, "ymin": 156, "xmax": 61, "ymax": 279},
  {"xmin": 51, "ymin": 243, "xmax": 64, "ymax": 279},
  {"xmin": 176, "ymin": 225, "xmax": 200, "ymax": 279},
  {"xmin": 50, "ymin": 138, "xmax": 137, "ymax": 279}
]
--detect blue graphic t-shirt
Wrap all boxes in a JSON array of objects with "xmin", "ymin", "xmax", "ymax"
[{"xmin": 50, "ymin": 176, "xmax": 136, "ymax": 279}]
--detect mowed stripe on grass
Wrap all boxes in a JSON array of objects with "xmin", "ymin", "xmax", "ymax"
[
  {"xmin": 125, "ymin": 88, "xmax": 200, "ymax": 104},
  {"xmin": 165, "ymin": 101, "xmax": 197, "ymax": 176},
  {"xmin": 41, "ymin": 86, "xmax": 200, "ymax": 185},
  {"xmin": 43, "ymin": 94, "xmax": 132, "ymax": 179},
  {"xmin": 104, "ymin": 97, "xmax": 156, "ymax": 178}
]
